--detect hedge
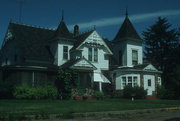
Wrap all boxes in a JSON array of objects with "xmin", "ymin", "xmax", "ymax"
[{"xmin": 13, "ymin": 86, "xmax": 58, "ymax": 100}]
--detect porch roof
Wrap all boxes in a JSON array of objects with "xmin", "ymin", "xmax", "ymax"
[
  {"xmin": 60, "ymin": 57, "xmax": 97, "ymax": 70},
  {"xmin": 94, "ymin": 73, "xmax": 111, "ymax": 83}
]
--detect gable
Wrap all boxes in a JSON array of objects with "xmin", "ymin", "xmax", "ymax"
[
  {"xmin": 77, "ymin": 31, "xmax": 112, "ymax": 54},
  {"xmin": 143, "ymin": 64, "xmax": 158, "ymax": 71},
  {"xmin": 70, "ymin": 58, "xmax": 96, "ymax": 70}
]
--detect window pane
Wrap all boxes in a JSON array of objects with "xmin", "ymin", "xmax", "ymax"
[
  {"xmin": 63, "ymin": 46, "xmax": 68, "ymax": 60},
  {"xmin": 88, "ymin": 48, "xmax": 92, "ymax": 61},
  {"xmin": 122, "ymin": 77, "xmax": 126, "ymax": 87},
  {"xmin": 133, "ymin": 76, "xmax": 137, "ymax": 87},
  {"xmin": 94, "ymin": 48, "xmax": 98, "ymax": 62},
  {"xmin": 128, "ymin": 76, "xmax": 132, "ymax": 87}
]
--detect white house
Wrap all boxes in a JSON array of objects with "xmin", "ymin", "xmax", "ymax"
[{"xmin": 0, "ymin": 12, "xmax": 161, "ymax": 95}]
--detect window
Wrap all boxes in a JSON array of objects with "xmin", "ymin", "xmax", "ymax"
[
  {"xmin": 63, "ymin": 46, "xmax": 68, "ymax": 60},
  {"xmin": 148, "ymin": 79, "xmax": 151, "ymax": 86},
  {"xmin": 88, "ymin": 48, "xmax": 92, "ymax": 61},
  {"xmin": 133, "ymin": 77, "xmax": 138, "ymax": 87},
  {"xmin": 119, "ymin": 50, "xmax": 122, "ymax": 65},
  {"xmin": 94, "ymin": 48, "xmax": 98, "ymax": 62},
  {"xmin": 132, "ymin": 50, "xmax": 138, "ymax": 65},
  {"xmin": 88, "ymin": 47, "xmax": 98, "ymax": 62},
  {"xmin": 14, "ymin": 54, "xmax": 17, "ymax": 62},
  {"xmin": 158, "ymin": 77, "xmax": 161, "ymax": 85},
  {"xmin": 122, "ymin": 77, "xmax": 126, "ymax": 87},
  {"xmin": 128, "ymin": 77, "xmax": 132, "ymax": 87}
]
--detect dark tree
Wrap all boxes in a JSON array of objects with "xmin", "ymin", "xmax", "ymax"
[{"xmin": 143, "ymin": 17, "xmax": 180, "ymax": 98}]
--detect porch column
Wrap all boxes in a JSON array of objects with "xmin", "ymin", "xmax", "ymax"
[{"xmin": 99, "ymin": 82, "xmax": 102, "ymax": 92}]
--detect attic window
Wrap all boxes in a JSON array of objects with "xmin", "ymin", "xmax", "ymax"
[{"xmin": 93, "ymin": 39, "xmax": 97, "ymax": 42}]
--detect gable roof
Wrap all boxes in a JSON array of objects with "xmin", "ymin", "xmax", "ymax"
[
  {"xmin": 70, "ymin": 30, "xmax": 94, "ymax": 51},
  {"xmin": 60, "ymin": 57, "xmax": 97, "ymax": 70},
  {"xmin": 113, "ymin": 16, "xmax": 142, "ymax": 42},
  {"xmin": 3, "ymin": 22, "xmax": 55, "ymax": 62},
  {"xmin": 111, "ymin": 63, "xmax": 161, "ymax": 73}
]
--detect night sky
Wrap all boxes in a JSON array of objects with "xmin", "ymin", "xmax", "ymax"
[{"xmin": 0, "ymin": 0, "xmax": 180, "ymax": 46}]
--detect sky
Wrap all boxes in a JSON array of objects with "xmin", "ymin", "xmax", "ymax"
[{"xmin": 0, "ymin": 0, "xmax": 180, "ymax": 47}]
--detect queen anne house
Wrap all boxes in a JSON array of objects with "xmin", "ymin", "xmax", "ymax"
[{"xmin": 0, "ymin": 12, "xmax": 161, "ymax": 96}]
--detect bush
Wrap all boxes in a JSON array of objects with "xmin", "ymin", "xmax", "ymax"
[
  {"xmin": 13, "ymin": 86, "xmax": 58, "ymax": 100},
  {"xmin": 123, "ymin": 85, "xmax": 147, "ymax": 99},
  {"xmin": 0, "ymin": 80, "xmax": 16, "ymax": 99},
  {"xmin": 157, "ymin": 85, "xmax": 175, "ymax": 99},
  {"xmin": 92, "ymin": 91, "xmax": 104, "ymax": 100},
  {"xmin": 13, "ymin": 86, "xmax": 30, "ymax": 99}
]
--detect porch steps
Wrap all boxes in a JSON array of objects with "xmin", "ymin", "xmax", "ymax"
[{"xmin": 146, "ymin": 96, "xmax": 159, "ymax": 100}]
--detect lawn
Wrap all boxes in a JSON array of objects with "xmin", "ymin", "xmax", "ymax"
[{"xmin": 0, "ymin": 99, "xmax": 180, "ymax": 115}]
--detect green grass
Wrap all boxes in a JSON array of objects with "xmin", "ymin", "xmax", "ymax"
[{"xmin": 0, "ymin": 99, "xmax": 180, "ymax": 115}]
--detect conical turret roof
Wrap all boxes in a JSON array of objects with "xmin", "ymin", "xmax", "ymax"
[
  {"xmin": 55, "ymin": 19, "xmax": 72, "ymax": 38},
  {"xmin": 113, "ymin": 15, "xmax": 141, "ymax": 42}
]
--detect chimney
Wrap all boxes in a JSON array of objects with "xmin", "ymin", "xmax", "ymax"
[{"xmin": 74, "ymin": 25, "xmax": 79, "ymax": 36}]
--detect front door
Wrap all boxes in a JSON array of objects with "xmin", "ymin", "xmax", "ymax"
[{"xmin": 143, "ymin": 75, "xmax": 155, "ymax": 95}]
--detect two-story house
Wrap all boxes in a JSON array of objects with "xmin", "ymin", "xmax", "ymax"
[{"xmin": 0, "ymin": 12, "xmax": 161, "ymax": 95}]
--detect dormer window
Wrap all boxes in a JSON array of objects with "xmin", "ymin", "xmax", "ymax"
[
  {"xmin": 94, "ymin": 48, "xmax": 98, "ymax": 62},
  {"xmin": 63, "ymin": 46, "xmax": 68, "ymax": 60},
  {"xmin": 132, "ymin": 50, "xmax": 138, "ymax": 65},
  {"xmin": 88, "ymin": 47, "xmax": 98, "ymax": 62},
  {"xmin": 88, "ymin": 48, "xmax": 92, "ymax": 61}
]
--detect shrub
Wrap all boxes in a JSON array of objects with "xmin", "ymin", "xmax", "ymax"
[
  {"xmin": 13, "ymin": 86, "xmax": 58, "ymax": 100},
  {"xmin": 92, "ymin": 91, "xmax": 104, "ymax": 100},
  {"xmin": 157, "ymin": 85, "xmax": 175, "ymax": 99},
  {"xmin": 123, "ymin": 85, "xmax": 147, "ymax": 99},
  {"xmin": 134, "ymin": 86, "xmax": 147, "ymax": 99},
  {"xmin": 123, "ymin": 85, "xmax": 135, "ymax": 99},
  {"xmin": 0, "ymin": 80, "xmax": 16, "ymax": 99}
]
